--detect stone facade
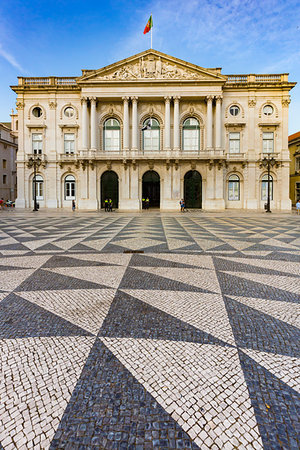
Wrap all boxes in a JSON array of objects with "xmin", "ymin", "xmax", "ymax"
[
  {"xmin": 0, "ymin": 122, "xmax": 18, "ymax": 202},
  {"xmin": 288, "ymin": 131, "xmax": 300, "ymax": 205},
  {"xmin": 11, "ymin": 49, "xmax": 296, "ymax": 211}
]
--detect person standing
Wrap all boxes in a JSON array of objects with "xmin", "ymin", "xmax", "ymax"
[
  {"xmin": 72, "ymin": 200, "xmax": 76, "ymax": 211},
  {"xmin": 179, "ymin": 199, "xmax": 185, "ymax": 212},
  {"xmin": 108, "ymin": 199, "xmax": 113, "ymax": 212},
  {"xmin": 104, "ymin": 198, "xmax": 109, "ymax": 211},
  {"xmin": 0, "ymin": 198, "xmax": 3, "ymax": 210},
  {"xmin": 145, "ymin": 197, "xmax": 149, "ymax": 210},
  {"xmin": 296, "ymin": 199, "xmax": 300, "ymax": 215}
]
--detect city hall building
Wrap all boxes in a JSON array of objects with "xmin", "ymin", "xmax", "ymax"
[{"xmin": 11, "ymin": 49, "xmax": 296, "ymax": 211}]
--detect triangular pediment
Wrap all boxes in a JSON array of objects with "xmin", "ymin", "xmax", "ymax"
[{"xmin": 78, "ymin": 49, "xmax": 226, "ymax": 83}]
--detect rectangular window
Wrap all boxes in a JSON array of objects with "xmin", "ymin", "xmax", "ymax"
[
  {"xmin": 3, "ymin": 159, "xmax": 6, "ymax": 169},
  {"xmin": 3, "ymin": 174, "xmax": 7, "ymax": 184},
  {"xmin": 105, "ymin": 129, "xmax": 120, "ymax": 152},
  {"xmin": 296, "ymin": 182, "xmax": 300, "ymax": 201},
  {"xmin": 261, "ymin": 180, "xmax": 273, "ymax": 200},
  {"xmin": 143, "ymin": 129, "xmax": 160, "ymax": 151},
  {"xmin": 229, "ymin": 132, "xmax": 240, "ymax": 153},
  {"xmin": 32, "ymin": 133, "xmax": 43, "ymax": 154},
  {"xmin": 295, "ymin": 157, "xmax": 300, "ymax": 171},
  {"xmin": 228, "ymin": 182, "xmax": 240, "ymax": 200},
  {"xmin": 64, "ymin": 133, "xmax": 75, "ymax": 154},
  {"xmin": 263, "ymin": 132, "xmax": 274, "ymax": 153}
]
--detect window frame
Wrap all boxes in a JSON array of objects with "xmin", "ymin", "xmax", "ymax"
[
  {"xmin": 182, "ymin": 117, "xmax": 200, "ymax": 152},
  {"xmin": 32, "ymin": 174, "xmax": 44, "ymax": 200},
  {"xmin": 262, "ymin": 132, "xmax": 274, "ymax": 153},
  {"xmin": 64, "ymin": 175, "xmax": 76, "ymax": 200},
  {"xmin": 229, "ymin": 105, "xmax": 240, "ymax": 117},
  {"xmin": 228, "ymin": 174, "xmax": 240, "ymax": 201},
  {"xmin": 261, "ymin": 174, "xmax": 273, "ymax": 201},
  {"xmin": 229, "ymin": 132, "xmax": 240, "ymax": 153},
  {"xmin": 142, "ymin": 118, "xmax": 160, "ymax": 152},
  {"xmin": 32, "ymin": 133, "xmax": 43, "ymax": 155},
  {"xmin": 103, "ymin": 118, "xmax": 121, "ymax": 152},
  {"xmin": 64, "ymin": 133, "xmax": 75, "ymax": 154}
]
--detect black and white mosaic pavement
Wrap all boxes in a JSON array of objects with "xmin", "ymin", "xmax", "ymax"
[{"xmin": 0, "ymin": 210, "xmax": 299, "ymax": 449}]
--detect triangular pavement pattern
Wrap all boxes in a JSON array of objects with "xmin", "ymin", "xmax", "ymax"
[
  {"xmin": 44, "ymin": 266, "xmax": 126, "ymax": 289},
  {"xmin": 112, "ymin": 237, "xmax": 164, "ymax": 250},
  {"xmin": 134, "ymin": 266, "xmax": 221, "ymax": 293},
  {"xmin": 227, "ymin": 295, "xmax": 300, "ymax": 329},
  {"xmin": 238, "ymin": 350, "xmax": 300, "ymax": 450},
  {"xmin": 101, "ymin": 337, "xmax": 263, "ymax": 449},
  {"xmin": 241, "ymin": 348, "xmax": 300, "ymax": 393},
  {"xmin": 148, "ymin": 253, "xmax": 215, "ymax": 269},
  {"xmin": 225, "ymin": 256, "xmax": 300, "ymax": 276},
  {"xmin": 15, "ymin": 289, "xmax": 116, "ymax": 335},
  {"xmin": 121, "ymin": 289, "xmax": 235, "ymax": 345},
  {"xmin": 0, "ymin": 336, "xmax": 96, "ymax": 449},
  {"xmin": 1, "ymin": 269, "xmax": 36, "ymax": 292},
  {"xmin": 49, "ymin": 339, "xmax": 198, "ymax": 449},
  {"xmin": 221, "ymin": 270, "xmax": 300, "ymax": 295}
]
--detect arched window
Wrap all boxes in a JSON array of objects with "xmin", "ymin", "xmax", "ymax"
[
  {"xmin": 65, "ymin": 175, "xmax": 76, "ymax": 200},
  {"xmin": 103, "ymin": 118, "xmax": 120, "ymax": 152},
  {"xmin": 228, "ymin": 174, "xmax": 240, "ymax": 201},
  {"xmin": 32, "ymin": 174, "xmax": 44, "ymax": 200},
  {"xmin": 261, "ymin": 174, "xmax": 273, "ymax": 201},
  {"xmin": 143, "ymin": 118, "xmax": 160, "ymax": 151},
  {"xmin": 182, "ymin": 118, "xmax": 200, "ymax": 151}
]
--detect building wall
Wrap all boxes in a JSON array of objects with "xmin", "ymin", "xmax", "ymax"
[
  {"xmin": 0, "ymin": 123, "xmax": 17, "ymax": 201},
  {"xmin": 288, "ymin": 131, "xmax": 300, "ymax": 205},
  {"xmin": 11, "ymin": 50, "xmax": 295, "ymax": 211}
]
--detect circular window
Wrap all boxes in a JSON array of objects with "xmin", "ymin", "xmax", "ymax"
[
  {"xmin": 229, "ymin": 105, "xmax": 240, "ymax": 116},
  {"xmin": 263, "ymin": 105, "xmax": 273, "ymax": 116},
  {"xmin": 64, "ymin": 107, "xmax": 75, "ymax": 118},
  {"xmin": 32, "ymin": 107, "xmax": 42, "ymax": 118}
]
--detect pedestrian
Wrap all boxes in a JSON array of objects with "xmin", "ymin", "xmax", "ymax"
[
  {"xmin": 296, "ymin": 199, "xmax": 300, "ymax": 215},
  {"xmin": 142, "ymin": 197, "xmax": 145, "ymax": 209},
  {"xmin": 0, "ymin": 198, "xmax": 3, "ymax": 210},
  {"xmin": 72, "ymin": 199, "xmax": 76, "ymax": 211},
  {"xmin": 104, "ymin": 198, "xmax": 109, "ymax": 211},
  {"xmin": 145, "ymin": 197, "xmax": 149, "ymax": 210},
  {"xmin": 179, "ymin": 198, "xmax": 185, "ymax": 212},
  {"xmin": 108, "ymin": 199, "xmax": 113, "ymax": 212}
]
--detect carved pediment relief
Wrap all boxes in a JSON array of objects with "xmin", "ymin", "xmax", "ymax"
[{"xmin": 79, "ymin": 50, "xmax": 226, "ymax": 83}]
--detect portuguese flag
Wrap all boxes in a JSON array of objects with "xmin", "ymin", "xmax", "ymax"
[{"xmin": 143, "ymin": 15, "xmax": 153, "ymax": 34}]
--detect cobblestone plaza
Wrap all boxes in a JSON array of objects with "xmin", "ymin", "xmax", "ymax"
[{"xmin": 0, "ymin": 210, "xmax": 299, "ymax": 449}]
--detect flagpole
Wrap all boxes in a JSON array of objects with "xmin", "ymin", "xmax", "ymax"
[{"xmin": 151, "ymin": 13, "xmax": 152, "ymax": 49}]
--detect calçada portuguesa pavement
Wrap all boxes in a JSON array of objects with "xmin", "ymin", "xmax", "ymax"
[{"xmin": 0, "ymin": 210, "xmax": 299, "ymax": 449}]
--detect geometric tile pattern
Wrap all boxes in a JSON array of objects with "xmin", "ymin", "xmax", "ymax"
[{"xmin": 0, "ymin": 211, "xmax": 299, "ymax": 449}]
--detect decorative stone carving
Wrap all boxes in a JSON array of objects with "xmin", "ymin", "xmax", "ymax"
[
  {"xmin": 48, "ymin": 101, "xmax": 57, "ymax": 109},
  {"xmin": 16, "ymin": 101, "xmax": 24, "ymax": 110},
  {"xmin": 248, "ymin": 99, "xmax": 256, "ymax": 107},
  {"xmin": 99, "ymin": 56, "xmax": 207, "ymax": 80},
  {"xmin": 282, "ymin": 98, "xmax": 291, "ymax": 107}
]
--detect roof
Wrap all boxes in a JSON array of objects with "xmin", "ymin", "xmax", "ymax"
[
  {"xmin": 0, "ymin": 122, "xmax": 11, "ymax": 130},
  {"xmin": 288, "ymin": 131, "xmax": 300, "ymax": 143}
]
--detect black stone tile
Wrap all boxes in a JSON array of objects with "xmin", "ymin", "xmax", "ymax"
[
  {"xmin": 224, "ymin": 296, "xmax": 300, "ymax": 357},
  {"xmin": 213, "ymin": 256, "xmax": 299, "ymax": 277},
  {"xmin": 99, "ymin": 290, "xmax": 231, "ymax": 347},
  {"xmin": 49, "ymin": 339, "xmax": 199, "ymax": 450},
  {"xmin": 129, "ymin": 253, "xmax": 200, "ymax": 269},
  {"xmin": 119, "ymin": 267, "xmax": 212, "ymax": 292},
  {"xmin": 217, "ymin": 271, "xmax": 300, "ymax": 304},
  {"xmin": 0, "ymin": 293, "xmax": 92, "ymax": 339},
  {"xmin": 15, "ymin": 268, "xmax": 110, "ymax": 291},
  {"xmin": 239, "ymin": 350, "xmax": 300, "ymax": 450},
  {"xmin": 42, "ymin": 255, "xmax": 118, "ymax": 268}
]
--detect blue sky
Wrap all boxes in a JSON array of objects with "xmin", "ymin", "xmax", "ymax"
[{"xmin": 0, "ymin": 0, "xmax": 299, "ymax": 133}]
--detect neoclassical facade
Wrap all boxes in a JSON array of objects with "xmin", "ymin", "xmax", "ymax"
[{"xmin": 11, "ymin": 49, "xmax": 296, "ymax": 210}]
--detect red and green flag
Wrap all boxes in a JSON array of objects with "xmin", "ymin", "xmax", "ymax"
[{"xmin": 143, "ymin": 15, "xmax": 153, "ymax": 34}]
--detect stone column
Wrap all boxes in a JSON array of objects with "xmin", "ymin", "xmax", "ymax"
[
  {"xmin": 164, "ymin": 96, "xmax": 171, "ymax": 151},
  {"xmin": 215, "ymin": 95, "xmax": 222, "ymax": 149},
  {"xmin": 122, "ymin": 96, "xmax": 129, "ymax": 152},
  {"xmin": 131, "ymin": 96, "xmax": 138, "ymax": 152},
  {"xmin": 206, "ymin": 96, "xmax": 213, "ymax": 149},
  {"xmin": 81, "ymin": 97, "xmax": 88, "ymax": 150},
  {"xmin": 173, "ymin": 96, "xmax": 181, "ymax": 151},
  {"xmin": 90, "ymin": 97, "xmax": 97, "ymax": 151}
]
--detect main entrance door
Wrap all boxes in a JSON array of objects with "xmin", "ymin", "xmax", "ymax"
[
  {"xmin": 184, "ymin": 170, "xmax": 202, "ymax": 208},
  {"xmin": 142, "ymin": 170, "xmax": 160, "ymax": 208},
  {"xmin": 101, "ymin": 171, "xmax": 119, "ymax": 209}
]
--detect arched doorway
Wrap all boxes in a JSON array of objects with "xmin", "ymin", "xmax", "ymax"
[
  {"xmin": 101, "ymin": 171, "xmax": 119, "ymax": 209},
  {"xmin": 142, "ymin": 170, "xmax": 160, "ymax": 208},
  {"xmin": 184, "ymin": 170, "xmax": 202, "ymax": 208}
]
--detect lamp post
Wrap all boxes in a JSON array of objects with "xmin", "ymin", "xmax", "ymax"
[
  {"xmin": 27, "ymin": 155, "xmax": 42, "ymax": 211},
  {"xmin": 260, "ymin": 155, "xmax": 276, "ymax": 213}
]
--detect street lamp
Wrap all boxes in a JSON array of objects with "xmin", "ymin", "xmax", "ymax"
[
  {"xmin": 260, "ymin": 155, "xmax": 276, "ymax": 213},
  {"xmin": 27, "ymin": 155, "xmax": 42, "ymax": 211}
]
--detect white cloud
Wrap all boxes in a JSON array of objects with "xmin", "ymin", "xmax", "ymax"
[{"xmin": 0, "ymin": 43, "xmax": 24, "ymax": 72}]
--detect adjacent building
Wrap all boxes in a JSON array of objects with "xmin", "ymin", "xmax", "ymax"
[
  {"xmin": 11, "ymin": 49, "xmax": 296, "ymax": 210},
  {"xmin": 288, "ymin": 131, "xmax": 300, "ymax": 205},
  {"xmin": 0, "ymin": 122, "xmax": 18, "ymax": 202}
]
